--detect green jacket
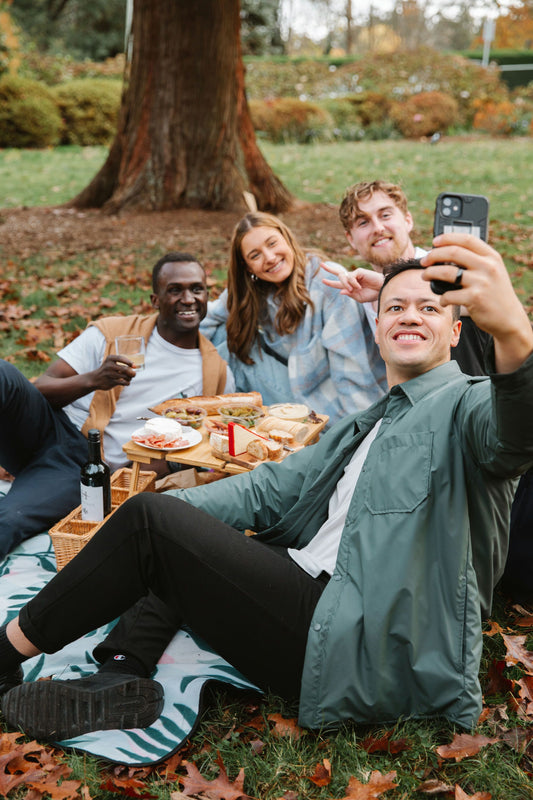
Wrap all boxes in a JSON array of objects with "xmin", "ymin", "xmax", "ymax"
[{"xmin": 172, "ymin": 355, "xmax": 533, "ymax": 729}]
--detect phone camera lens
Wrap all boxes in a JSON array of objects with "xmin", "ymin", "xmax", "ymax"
[
  {"xmin": 443, "ymin": 207, "xmax": 451, "ymax": 216},
  {"xmin": 443, "ymin": 197, "xmax": 452, "ymax": 207}
]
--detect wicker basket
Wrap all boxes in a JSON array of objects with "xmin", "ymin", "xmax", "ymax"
[{"xmin": 49, "ymin": 467, "xmax": 156, "ymax": 571}]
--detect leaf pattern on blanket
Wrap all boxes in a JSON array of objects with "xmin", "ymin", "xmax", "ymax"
[{"xmin": 0, "ymin": 533, "xmax": 260, "ymax": 766}]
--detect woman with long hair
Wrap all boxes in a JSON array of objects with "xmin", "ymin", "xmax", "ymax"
[{"xmin": 201, "ymin": 212, "xmax": 387, "ymax": 423}]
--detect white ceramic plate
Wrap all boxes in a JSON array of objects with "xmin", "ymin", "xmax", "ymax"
[{"xmin": 131, "ymin": 426, "xmax": 202, "ymax": 451}]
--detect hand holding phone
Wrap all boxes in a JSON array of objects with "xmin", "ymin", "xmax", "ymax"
[{"xmin": 430, "ymin": 192, "xmax": 489, "ymax": 294}]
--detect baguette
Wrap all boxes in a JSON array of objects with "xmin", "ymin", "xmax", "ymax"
[
  {"xmin": 150, "ymin": 391, "xmax": 263, "ymax": 417},
  {"xmin": 268, "ymin": 429, "xmax": 294, "ymax": 445},
  {"xmin": 265, "ymin": 439, "xmax": 283, "ymax": 460},
  {"xmin": 246, "ymin": 439, "xmax": 269, "ymax": 461},
  {"xmin": 257, "ymin": 415, "xmax": 309, "ymax": 443}
]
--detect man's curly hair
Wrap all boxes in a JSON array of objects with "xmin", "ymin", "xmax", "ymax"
[{"xmin": 339, "ymin": 180, "xmax": 409, "ymax": 233}]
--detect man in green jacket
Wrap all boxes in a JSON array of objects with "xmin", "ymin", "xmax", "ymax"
[{"xmin": 1, "ymin": 233, "xmax": 532, "ymax": 740}]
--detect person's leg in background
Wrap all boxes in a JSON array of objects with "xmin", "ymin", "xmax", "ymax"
[
  {"xmin": 500, "ymin": 468, "xmax": 533, "ymax": 604},
  {"xmin": 0, "ymin": 360, "xmax": 87, "ymax": 554}
]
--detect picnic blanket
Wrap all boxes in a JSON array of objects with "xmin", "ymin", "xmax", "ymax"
[{"xmin": 0, "ymin": 526, "xmax": 260, "ymax": 766}]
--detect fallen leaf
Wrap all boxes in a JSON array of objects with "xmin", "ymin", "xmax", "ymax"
[
  {"xmin": 454, "ymin": 785, "xmax": 491, "ymax": 799},
  {"xmin": 100, "ymin": 776, "xmax": 157, "ymax": 797},
  {"xmin": 27, "ymin": 776, "xmax": 82, "ymax": 800},
  {"xmin": 360, "ymin": 730, "xmax": 410, "ymax": 754},
  {"xmin": 267, "ymin": 713, "xmax": 303, "ymax": 739},
  {"xmin": 336, "ymin": 770, "xmax": 397, "ymax": 799},
  {"xmin": 160, "ymin": 751, "xmax": 184, "ymax": 780},
  {"xmin": 518, "ymin": 675, "xmax": 533, "ymax": 708},
  {"xmin": 416, "ymin": 777, "xmax": 455, "ymax": 794},
  {"xmin": 500, "ymin": 725, "xmax": 533, "ymax": 753},
  {"xmin": 483, "ymin": 620, "xmax": 503, "ymax": 637},
  {"xmin": 436, "ymin": 733, "xmax": 499, "ymax": 762},
  {"xmin": 515, "ymin": 615, "xmax": 533, "ymax": 628},
  {"xmin": 309, "ymin": 758, "xmax": 331, "ymax": 787},
  {"xmin": 512, "ymin": 603, "xmax": 533, "ymax": 617},
  {"xmin": 484, "ymin": 659, "xmax": 514, "ymax": 697},
  {"xmin": 502, "ymin": 633, "xmax": 533, "ymax": 673},
  {"xmin": 178, "ymin": 758, "xmax": 250, "ymax": 799}
]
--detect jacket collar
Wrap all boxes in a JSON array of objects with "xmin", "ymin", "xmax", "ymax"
[
  {"xmin": 390, "ymin": 360, "xmax": 465, "ymax": 405},
  {"xmin": 352, "ymin": 361, "xmax": 465, "ymax": 436}
]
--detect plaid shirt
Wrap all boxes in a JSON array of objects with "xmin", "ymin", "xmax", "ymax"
[{"xmin": 201, "ymin": 257, "xmax": 387, "ymax": 424}]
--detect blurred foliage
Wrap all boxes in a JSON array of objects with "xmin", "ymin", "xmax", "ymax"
[
  {"xmin": 472, "ymin": 97, "xmax": 531, "ymax": 136},
  {"xmin": 0, "ymin": 75, "xmax": 62, "ymax": 147},
  {"xmin": 241, "ymin": 0, "xmax": 284, "ymax": 55},
  {"xmin": 250, "ymin": 97, "xmax": 333, "ymax": 143},
  {"xmin": 52, "ymin": 78, "xmax": 122, "ymax": 145},
  {"xmin": 9, "ymin": 0, "xmax": 126, "ymax": 61},
  {"xmin": 0, "ymin": 4, "xmax": 20, "ymax": 76},
  {"xmin": 390, "ymin": 90, "xmax": 460, "ymax": 137}
]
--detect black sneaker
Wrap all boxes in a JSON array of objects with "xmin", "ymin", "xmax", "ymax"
[
  {"xmin": 0, "ymin": 666, "xmax": 23, "ymax": 696},
  {"xmin": 1, "ymin": 672, "xmax": 164, "ymax": 740}
]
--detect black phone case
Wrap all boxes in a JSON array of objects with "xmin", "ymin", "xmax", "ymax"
[
  {"xmin": 433, "ymin": 192, "xmax": 489, "ymax": 240},
  {"xmin": 431, "ymin": 192, "xmax": 489, "ymax": 294}
]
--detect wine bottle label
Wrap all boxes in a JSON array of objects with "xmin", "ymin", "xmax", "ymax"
[{"xmin": 80, "ymin": 483, "xmax": 105, "ymax": 521}]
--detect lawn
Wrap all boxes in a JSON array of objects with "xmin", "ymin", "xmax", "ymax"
[{"xmin": 0, "ymin": 139, "xmax": 533, "ymax": 799}]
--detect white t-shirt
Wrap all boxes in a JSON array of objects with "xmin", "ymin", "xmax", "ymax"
[
  {"xmin": 288, "ymin": 420, "xmax": 382, "ymax": 577},
  {"xmin": 59, "ymin": 326, "xmax": 235, "ymax": 470}
]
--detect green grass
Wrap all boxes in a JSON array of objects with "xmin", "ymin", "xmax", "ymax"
[
  {"xmin": 261, "ymin": 137, "xmax": 533, "ymax": 225},
  {"xmin": 0, "ymin": 145, "xmax": 107, "ymax": 207},
  {"xmin": 1, "ymin": 141, "xmax": 533, "ymax": 797},
  {"xmin": 2, "ymin": 138, "xmax": 533, "ymax": 224}
]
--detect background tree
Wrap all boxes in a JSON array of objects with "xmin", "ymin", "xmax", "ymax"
[
  {"xmin": 388, "ymin": 0, "xmax": 430, "ymax": 50},
  {"xmin": 71, "ymin": 0, "xmax": 293, "ymax": 213},
  {"xmin": 10, "ymin": 0, "xmax": 126, "ymax": 60},
  {"xmin": 493, "ymin": 1, "xmax": 533, "ymax": 48},
  {"xmin": 430, "ymin": 4, "xmax": 477, "ymax": 51},
  {"xmin": 241, "ymin": 0, "xmax": 285, "ymax": 55}
]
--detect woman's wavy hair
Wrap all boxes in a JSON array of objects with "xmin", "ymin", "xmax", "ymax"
[{"xmin": 226, "ymin": 212, "xmax": 314, "ymax": 364}]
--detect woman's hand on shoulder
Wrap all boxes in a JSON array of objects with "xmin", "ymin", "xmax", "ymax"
[{"xmin": 321, "ymin": 262, "xmax": 384, "ymax": 304}]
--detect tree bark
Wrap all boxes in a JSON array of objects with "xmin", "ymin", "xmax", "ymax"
[{"xmin": 70, "ymin": 0, "xmax": 293, "ymax": 213}]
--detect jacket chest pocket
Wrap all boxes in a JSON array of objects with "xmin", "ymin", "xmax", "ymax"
[{"xmin": 364, "ymin": 432, "xmax": 433, "ymax": 514}]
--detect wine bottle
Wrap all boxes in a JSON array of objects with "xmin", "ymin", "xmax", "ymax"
[{"xmin": 80, "ymin": 429, "xmax": 111, "ymax": 521}]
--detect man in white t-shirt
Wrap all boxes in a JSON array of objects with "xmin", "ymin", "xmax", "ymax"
[{"xmin": 0, "ymin": 252, "xmax": 234, "ymax": 557}]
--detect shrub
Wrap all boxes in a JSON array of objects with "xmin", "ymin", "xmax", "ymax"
[
  {"xmin": 52, "ymin": 78, "xmax": 121, "ymax": 145},
  {"xmin": 319, "ymin": 97, "xmax": 364, "ymax": 140},
  {"xmin": 249, "ymin": 97, "xmax": 333, "ymax": 143},
  {"xmin": 320, "ymin": 92, "xmax": 394, "ymax": 140},
  {"xmin": 390, "ymin": 91, "xmax": 459, "ymax": 138},
  {"xmin": 472, "ymin": 98, "xmax": 527, "ymax": 136},
  {"xmin": 245, "ymin": 48, "xmax": 509, "ymax": 129},
  {"xmin": 0, "ymin": 75, "xmax": 62, "ymax": 147},
  {"xmin": 18, "ymin": 50, "xmax": 125, "ymax": 85},
  {"xmin": 347, "ymin": 91, "xmax": 391, "ymax": 127}
]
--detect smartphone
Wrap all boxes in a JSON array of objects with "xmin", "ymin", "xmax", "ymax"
[{"xmin": 430, "ymin": 192, "xmax": 490, "ymax": 294}]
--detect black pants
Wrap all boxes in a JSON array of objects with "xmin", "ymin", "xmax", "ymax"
[
  {"xmin": 501, "ymin": 469, "xmax": 533, "ymax": 604},
  {"xmin": 0, "ymin": 360, "xmax": 88, "ymax": 554},
  {"xmin": 19, "ymin": 493, "xmax": 328, "ymax": 700}
]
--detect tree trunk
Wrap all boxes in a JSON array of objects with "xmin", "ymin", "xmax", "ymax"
[{"xmin": 70, "ymin": 0, "xmax": 293, "ymax": 213}]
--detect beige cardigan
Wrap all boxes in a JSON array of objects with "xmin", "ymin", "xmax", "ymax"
[{"xmin": 81, "ymin": 313, "xmax": 227, "ymax": 438}]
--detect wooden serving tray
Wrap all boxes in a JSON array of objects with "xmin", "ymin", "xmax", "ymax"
[{"xmin": 217, "ymin": 444, "xmax": 304, "ymax": 470}]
